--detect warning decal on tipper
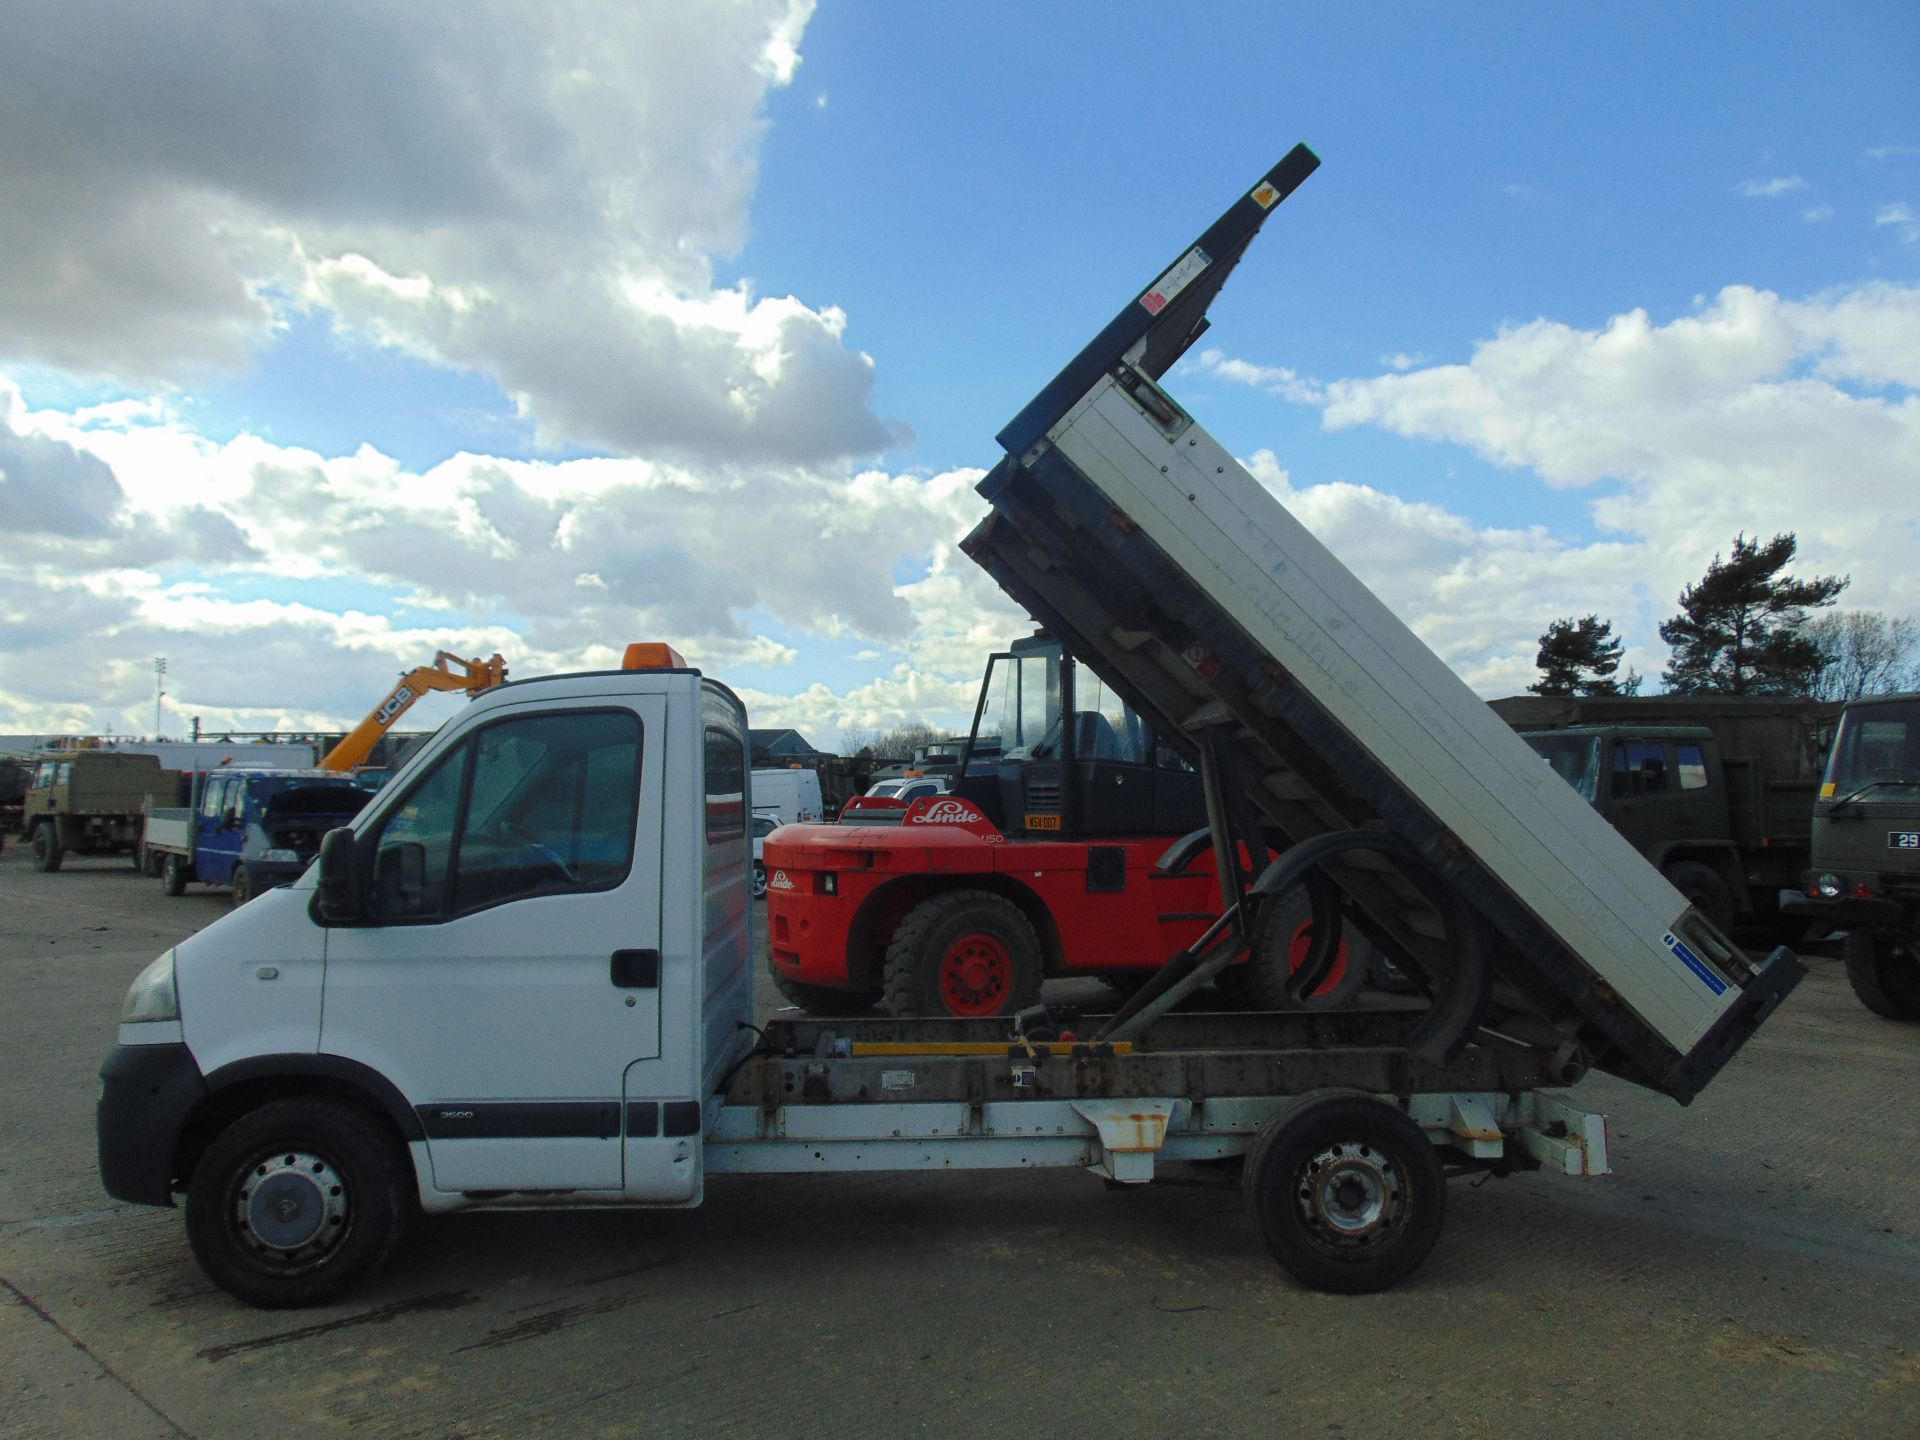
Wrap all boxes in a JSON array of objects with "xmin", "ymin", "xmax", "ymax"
[
  {"xmin": 1140, "ymin": 247, "xmax": 1210, "ymax": 315},
  {"xmin": 1664, "ymin": 932, "xmax": 1728, "ymax": 996}
]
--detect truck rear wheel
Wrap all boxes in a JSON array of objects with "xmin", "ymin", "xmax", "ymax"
[
  {"xmin": 1242, "ymin": 1090, "xmax": 1445, "ymax": 1295},
  {"xmin": 1844, "ymin": 931, "xmax": 1920, "ymax": 1021},
  {"xmin": 30, "ymin": 826, "xmax": 61, "ymax": 873},
  {"xmin": 1664, "ymin": 860, "xmax": 1734, "ymax": 932},
  {"xmin": 162, "ymin": 853, "xmax": 189, "ymax": 897},
  {"xmin": 184, "ymin": 1098, "xmax": 408, "ymax": 1310},
  {"xmin": 881, "ymin": 890, "xmax": 1042, "ymax": 1019}
]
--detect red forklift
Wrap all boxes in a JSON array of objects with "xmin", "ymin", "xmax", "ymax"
[{"xmin": 762, "ymin": 633, "xmax": 1371, "ymax": 1017}]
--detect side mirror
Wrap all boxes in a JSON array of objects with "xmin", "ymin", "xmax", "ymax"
[{"xmin": 312, "ymin": 826, "xmax": 363, "ymax": 925}]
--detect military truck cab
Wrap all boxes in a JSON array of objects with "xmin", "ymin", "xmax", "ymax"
[{"xmin": 1793, "ymin": 692, "xmax": 1920, "ymax": 1019}]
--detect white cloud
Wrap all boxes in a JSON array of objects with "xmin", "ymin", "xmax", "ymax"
[
  {"xmin": 0, "ymin": 2, "xmax": 896, "ymax": 466},
  {"xmin": 1200, "ymin": 283, "xmax": 1920, "ymax": 692},
  {"xmin": 0, "ymin": 382, "xmax": 1015, "ymax": 734},
  {"xmin": 1876, "ymin": 202, "xmax": 1920, "ymax": 245},
  {"xmin": 1186, "ymin": 348, "xmax": 1325, "ymax": 404},
  {"xmin": 1736, "ymin": 176, "xmax": 1808, "ymax": 198},
  {"xmin": 1865, "ymin": 145, "xmax": 1920, "ymax": 162},
  {"xmin": 1804, "ymin": 205, "xmax": 1834, "ymax": 223}
]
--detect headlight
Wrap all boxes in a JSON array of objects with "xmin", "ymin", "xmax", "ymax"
[
  {"xmin": 122, "ymin": 950, "xmax": 179, "ymax": 1023},
  {"xmin": 265, "ymin": 848, "xmax": 299, "ymax": 863},
  {"xmin": 1816, "ymin": 873, "xmax": 1841, "ymax": 899}
]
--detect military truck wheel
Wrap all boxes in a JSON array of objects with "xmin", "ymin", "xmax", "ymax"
[
  {"xmin": 1235, "ymin": 886, "xmax": 1366, "ymax": 1010},
  {"xmin": 231, "ymin": 865, "xmax": 255, "ymax": 908},
  {"xmin": 1844, "ymin": 931, "xmax": 1920, "ymax": 1021},
  {"xmin": 1664, "ymin": 861, "xmax": 1733, "ymax": 932},
  {"xmin": 30, "ymin": 826, "xmax": 62, "ymax": 873},
  {"xmin": 881, "ymin": 890, "xmax": 1042, "ymax": 1019},
  {"xmin": 162, "ymin": 853, "xmax": 189, "ymax": 897},
  {"xmin": 1242, "ymin": 1090, "xmax": 1445, "ymax": 1295},
  {"xmin": 770, "ymin": 964, "xmax": 873, "ymax": 1015},
  {"xmin": 184, "ymin": 1098, "xmax": 408, "ymax": 1310}
]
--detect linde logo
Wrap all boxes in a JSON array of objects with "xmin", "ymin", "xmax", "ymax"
[
  {"xmin": 770, "ymin": 869, "xmax": 797, "ymax": 891},
  {"xmin": 909, "ymin": 799, "xmax": 978, "ymax": 826}
]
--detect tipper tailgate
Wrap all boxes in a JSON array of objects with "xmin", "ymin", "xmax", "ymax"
[{"xmin": 962, "ymin": 144, "xmax": 1801, "ymax": 1101}]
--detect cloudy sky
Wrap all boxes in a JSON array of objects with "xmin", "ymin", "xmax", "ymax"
[{"xmin": 1, "ymin": 2, "xmax": 1915, "ymax": 747}]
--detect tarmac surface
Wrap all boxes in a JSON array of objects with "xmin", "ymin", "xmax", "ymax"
[{"xmin": 2, "ymin": 846, "xmax": 1917, "ymax": 1439}]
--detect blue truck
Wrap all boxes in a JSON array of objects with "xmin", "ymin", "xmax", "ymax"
[{"xmin": 143, "ymin": 769, "xmax": 370, "ymax": 905}]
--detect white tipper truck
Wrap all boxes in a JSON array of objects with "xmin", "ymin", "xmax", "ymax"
[{"xmin": 98, "ymin": 147, "xmax": 1799, "ymax": 1309}]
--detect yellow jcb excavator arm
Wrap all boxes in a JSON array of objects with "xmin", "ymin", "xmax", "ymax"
[{"xmin": 318, "ymin": 652, "xmax": 509, "ymax": 772}]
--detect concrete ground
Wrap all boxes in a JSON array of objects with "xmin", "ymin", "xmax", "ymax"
[{"xmin": 2, "ymin": 846, "xmax": 1916, "ymax": 1439}]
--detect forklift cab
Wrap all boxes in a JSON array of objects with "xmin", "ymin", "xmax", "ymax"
[{"xmin": 954, "ymin": 633, "xmax": 1203, "ymax": 838}]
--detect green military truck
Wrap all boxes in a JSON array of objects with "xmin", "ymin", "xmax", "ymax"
[
  {"xmin": 1489, "ymin": 695, "xmax": 1841, "ymax": 936},
  {"xmin": 1788, "ymin": 692, "xmax": 1920, "ymax": 1019},
  {"xmin": 19, "ymin": 751, "xmax": 182, "ymax": 872}
]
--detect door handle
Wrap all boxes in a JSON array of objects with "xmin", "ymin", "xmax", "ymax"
[{"xmin": 610, "ymin": 949, "xmax": 660, "ymax": 988}]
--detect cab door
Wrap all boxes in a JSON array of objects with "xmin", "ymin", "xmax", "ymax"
[
  {"xmin": 319, "ymin": 698, "xmax": 664, "ymax": 1195},
  {"xmin": 196, "ymin": 776, "xmax": 239, "ymax": 883}
]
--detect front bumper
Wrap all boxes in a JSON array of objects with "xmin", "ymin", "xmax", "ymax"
[
  {"xmin": 98, "ymin": 1042, "xmax": 206, "ymax": 1207},
  {"xmin": 1781, "ymin": 891, "xmax": 1909, "ymax": 929}
]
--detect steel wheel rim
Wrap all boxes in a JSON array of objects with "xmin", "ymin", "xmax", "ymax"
[
  {"xmin": 938, "ymin": 932, "xmax": 1012, "ymax": 1016},
  {"xmin": 1292, "ymin": 1140, "xmax": 1406, "ymax": 1257},
  {"xmin": 232, "ymin": 1148, "xmax": 350, "ymax": 1274}
]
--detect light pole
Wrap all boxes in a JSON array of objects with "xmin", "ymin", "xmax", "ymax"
[{"xmin": 154, "ymin": 657, "xmax": 168, "ymax": 740}]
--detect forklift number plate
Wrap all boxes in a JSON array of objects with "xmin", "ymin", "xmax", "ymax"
[{"xmin": 1025, "ymin": 814, "xmax": 1062, "ymax": 832}]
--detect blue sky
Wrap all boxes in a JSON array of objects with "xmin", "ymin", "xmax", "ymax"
[{"xmin": 1, "ymin": 3, "xmax": 1915, "ymax": 743}]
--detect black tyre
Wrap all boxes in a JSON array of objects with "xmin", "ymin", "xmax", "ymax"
[
  {"xmin": 1242, "ymin": 1090, "xmax": 1446, "ymax": 1295},
  {"xmin": 231, "ymin": 864, "xmax": 254, "ymax": 908},
  {"xmin": 162, "ymin": 853, "xmax": 189, "ymax": 897},
  {"xmin": 30, "ymin": 826, "xmax": 62, "ymax": 873},
  {"xmin": 1665, "ymin": 860, "xmax": 1734, "ymax": 932},
  {"xmin": 1844, "ymin": 930, "xmax": 1920, "ymax": 1021},
  {"xmin": 132, "ymin": 843, "xmax": 147, "ymax": 870},
  {"xmin": 769, "ymin": 963, "xmax": 873, "ymax": 1015},
  {"xmin": 1234, "ymin": 885, "xmax": 1366, "ymax": 1010},
  {"xmin": 880, "ymin": 889, "xmax": 1043, "ymax": 1019},
  {"xmin": 185, "ymin": 1098, "xmax": 408, "ymax": 1310}
]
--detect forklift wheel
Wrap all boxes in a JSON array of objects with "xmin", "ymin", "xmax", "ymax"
[
  {"xmin": 1243, "ymin": 1090, "xmax": 1445, "ymax": 1294},
  {"xmin": 881, "ymin": 890, "xmax": 1042, "ymax": 1019},
  {"xmin": 1236, "ymin": 886, "xmax": 1363, "ymax": 1010}
]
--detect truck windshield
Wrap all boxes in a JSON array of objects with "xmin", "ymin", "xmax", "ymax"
[
  {"xmin": 1524, "ymin": 734, "xmax": 1602, "ymax": 803},
  {"xmin": 1822, "ymin": 699, "xmax": 1920, "ymax": 799}
]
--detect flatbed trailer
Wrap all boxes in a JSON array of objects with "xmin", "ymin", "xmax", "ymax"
[{"xmin": 98, "ymin": 150, "xmax": 1780, "ymax": 1311}]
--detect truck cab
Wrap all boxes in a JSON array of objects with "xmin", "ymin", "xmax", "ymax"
[
  {"xmin": 23, "ymin": 750, "xmax": 179, "ymax": 872},
  {"xmin": 1797, "ymin": 692, "xmax": 1920, "ymax": 1019},
  {"xmin": 98, "ymin": 651, "xmax": 755, "ymax": 1305},
  {"xmin": 173, "ymin": 769, "xmax": 372, "ymax": 903}
]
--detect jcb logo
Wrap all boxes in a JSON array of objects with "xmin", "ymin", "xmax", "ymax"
[{"xmin": 375, "ymin": 685, "xmax": 414, "ymax": 724}]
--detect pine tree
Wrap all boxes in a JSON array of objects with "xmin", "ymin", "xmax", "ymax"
[
  {"xmin": 1658, "ymin": 533, "xmax": 1848, "ymax": 694},
  {"xmin": 1529, "ymin": 615, "xmax": 1640, "ymax": 696}
]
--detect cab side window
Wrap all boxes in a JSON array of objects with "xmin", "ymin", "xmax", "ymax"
[
  {"xmin": 1612, "ymin": 742, "xmax": 1669, "ymax": 797},
  {"xmin": 1675, "ymin": 744, "xmax": 1710, "ymax": 791},
  {"xmin": 201, "ymin": 778, "xmax": 229, "ymax": 820},
  {"xmin": 364, "ymin": 709, "xmax": 642, "ymax": 921}
]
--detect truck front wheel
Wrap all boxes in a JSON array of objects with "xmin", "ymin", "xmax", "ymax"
[
  {"xmin": 1844, "ymin": 931, "xmax": 1920, "ymax": 1021},
  {"xmin": 161, "ymin": 854, "xmax": 189, "ymax": 897},
  {"xmin": 184, "ymin": 1098, "xmax": 409, "ymax": 1310},
  {"xmin": 30, "ymin": 826, "xmax": 62, "ymax": 873},
  {"xmin": 231, "ymin": 865, "xmax": 255, "ymax": 908},
  {"xmin": 1664, "ymin": 860, "xmax": 1733, "ymax": 932},
  {"xmin": 1243, "ymin": 1090, "xmax": 1445, "ymax": 1295},
  {"xmin": 882, "ymin": 890, "xmax": 1043, "ymax": 1019}
]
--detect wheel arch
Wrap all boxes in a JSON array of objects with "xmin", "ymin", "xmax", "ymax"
[
  {"xmin": 1655, "ymin": 844, "xmax": 1747, "ymax": 909},
  {"xmin": 177, "ymin": 1055, "xmax": 423, "ymax": 1188}
]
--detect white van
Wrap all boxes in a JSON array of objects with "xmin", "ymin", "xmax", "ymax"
[{"xmin": 749, "ymin": 767, "xmax": 822, "ymax": 824}]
